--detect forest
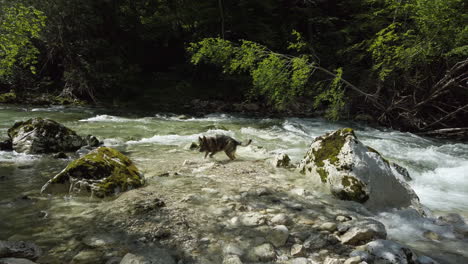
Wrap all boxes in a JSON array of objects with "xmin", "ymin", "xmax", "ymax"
[{"xmin": 1, "ymin": 0, "xmax": 467, "ymax": 135}]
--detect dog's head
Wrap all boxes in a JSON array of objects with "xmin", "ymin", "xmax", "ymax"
[{"xmin": 198, "ymin": 136, "xmax": 207, "ymax": 152}]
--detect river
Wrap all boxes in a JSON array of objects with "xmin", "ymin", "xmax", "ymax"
[{"xmin": 0, "ymin": 104, "xmax": 467, "ymax": 263}]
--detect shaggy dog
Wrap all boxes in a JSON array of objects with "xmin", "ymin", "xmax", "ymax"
[{"xmin": 198, "ymin": 134, "xmax": 252, "ymax": 160}]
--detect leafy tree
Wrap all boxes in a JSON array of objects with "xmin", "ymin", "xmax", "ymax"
[{"xmin": 0, "ymin": 2, "xmax": 45, "ymax": 82}]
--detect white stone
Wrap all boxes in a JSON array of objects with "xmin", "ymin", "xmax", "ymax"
[
  {"xmin": 290, "ymin": 257, "xmax": 308, "ymax": 264},
  {"xmin": 340, "ymin": 219, "xmax": 386, "ymax": 245},
  {"xmin": 298, "ymin": 128, "xmax": 423, "ymax": 213},
  {"xmin": 222, "ymin": 255, "xmax": 243, "ymax": 264},
  {"xmin": 239, "ymin": 213, "xmax": 265, "ymax": 226},
  {"xmin": 223, "ymin": 244, "xmax": 244, "ymax": 256},
  {"xmin": 249, "ymin": 243, "xmax": 276, "ymax": 262},
  {"xmin": 344, "ymin": 256, "xmax": 362, "ymax": 264},
  {"xmin": 324, "ymin": 257, "xmax": 343, "ymax": 264},
  {"xmin": 320, "ymin": 222, "xmax": 338, "ymax": 232},
  {"xmin": 271, "ymin": 214, "xmax": 290, "ymax": 225},
  {"xmin": 290, "ymin": 244, "xmax": 305, "ymax": 257},
  {"xmin": 268, "ymin": 225, "xmax": 289, "ymax": 247}
]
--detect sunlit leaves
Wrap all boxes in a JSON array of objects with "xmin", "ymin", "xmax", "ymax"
[
  {"xmin": 0, "ymin": 3, "xmax": 46, "ymax": 78},
  {"xmin": 189, "ymin": 37, "xmax": 347, "ymax": 115}
]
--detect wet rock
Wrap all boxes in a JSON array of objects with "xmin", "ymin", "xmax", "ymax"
[
  {"xmin": 248, "ymin": 243, "xmax": 276, "ymax": 262},
  {"xmin": 7, "ymin": 118, "xmax": 88, "ymax": 154},
  {"xmin": 303, "ymin": 233, "xmax": 328, "ymax": 250},
  {"xmin": 222, "ymin": 255, "xmax": 243, "ymax": 264},
  {"xmin": 320, "ymin": 222, "xmax": 338, "ymax": 232},
  {"xmin": 189, "ymin": 142, "xmax": 199, "ymax": 150},
  {"xmin": 390, "ymin": 162, "xmax": 412, "ymax": 181},
  {"xmin": 267, "ymin": 225, "xmax": 289, "ymax": 247},
  {"xmin": 416, "ymin": 255, "xmax": 439, "ymax": 264},
  {"xmin": 85, "ymin": 135, "xmax": 100, "ymax": 147},
  {"xmin": 270, "ymin": 214, "xmax": 290, "ymax": 225},
  {"xmin": 0, "ymin": 139, "xmax": 12, "ymax": 151},
  {"xmin": 422, "ymin": 231, "xmax": 440, "ymax": 241},
  {"xmin": 298, "ymin": 128, "xmax": 422, "ymax": 213},
  {"xmin": 223, "ymin": 244, "xmax": 244, "ymax": 256},
  {"xmin": 436, "ymin": 213, "xmax": 465, "ymax": 226},
  {"xmin": 41, "ymin": 147, "xmax": 145, "ymax": 198},
  {"xmin": 336, "ymin": 215, "xmax": 352, "ymax": 222},
  {"xmin": 339, "ymin": 219, "xmax": 386, "ymax": 245},
  {"xmin": 290, "ymin": 244, "xmax": 306, "ymax": 257},
  {"xmin": 0, "ymin": 258, "xmax": 37, "ymax": 264},
  {"xmin": 71, "ymin": 249, "xmax": 103, "ymax": 264},
  {"xmin": 365, "ymin": 239, "xmax": 418, "ymax": 264},
  {"xmin": 344, "ymin": 256, "xmax": 361, "ymax": 264},
  {"xmin": 239, "ymin": 212, "xmax": 266, "ymax": 227},
  {"xmin": 324, "ymin": 257, "xmax": 343, "ymax": 264},
  {"xmin": 119, "ymin": 251, "xmax": 175, "ymax": 264},
  {"xmin": 82, "ymin": 234, "xmax": 117, "ymax": 248},
  {"xmin": 52, "ymin": 152, "xmax": 68, "ymax": 159},
  {"xmin": 349, "ymin": 250, "xmax": 371, "ymax": 262},
  {"xmin": 290, "ymin": 257, "xmax": 308, "ymax": 264},
  {"xmin": 0, "ymin": 241, "xmax": 42, "ymax": 261},
  {"xmin": 271, "ymin": 153, "xmax": 291, "ymax": 168},
  {"xmin": 132, "ymin": 198, "xmax": 166, "ymax": 214}
]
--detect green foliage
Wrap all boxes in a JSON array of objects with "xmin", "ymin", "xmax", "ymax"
[
  {"xmin": 313, "ymin": 68, "xmax": 345, "ymax": 121},
  {"xmin": 0, "ymin": 3, "xmax": 46, "ymax": 78},
  {"xmin": 365, "ymin": 0, "xmax": 468, "ymax": 80},
  {"xmin": 189, "ymin": 37, "xmax": 348, "ymax": 113}
]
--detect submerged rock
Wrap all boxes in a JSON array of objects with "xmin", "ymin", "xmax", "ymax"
[
  {"xmin": 364, "ymin": 239, "xmax": 418, "ymax": 264},
  {"xmin": 41, "ymin": 147, "xmax": 145, "ymax": 197},
  {"xmin": 339, "ymin": 219, "xmax": 387, "ymax": 245},
  {"xmin": 6, "ymin": 118, "xmax": 94, "ymax": 154},
  {"xmin": 271, "ymin": 153, "xmax": 291, "ymax": 168},
  {"xmin": 0, "ymin": 139, "xmax": 12, "ymax": 151},
  {"xmin": 0, "ymin": 240, "xmax": 42, "ymax": 261},
  {"xmin": 298, "ymin": 128, "xmax": 422, "ymax": 213}
]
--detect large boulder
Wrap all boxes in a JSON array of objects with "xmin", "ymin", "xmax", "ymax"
[
  {"xmin": 7, "ymin": 118, "xmax": 88, "ymax": 154},
  {"xmin": 41, "ymin": 147, "xmax": 145, "ymax": 197},
  {"xmin": 298, "ymin": 128, "xmax": 422, "ymax": 213}
]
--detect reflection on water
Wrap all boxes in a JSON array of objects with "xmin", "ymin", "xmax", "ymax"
[{"xmin": 0, "ymin": 105, "xmax": 467, "ymax": 263}]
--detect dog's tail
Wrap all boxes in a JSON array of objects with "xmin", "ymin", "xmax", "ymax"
[{"xmin": 238, "ymin": 139, "xmax": 252, "ymax": 147}]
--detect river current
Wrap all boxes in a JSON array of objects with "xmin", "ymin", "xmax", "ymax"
[{"xmin": 0, "ymin": 105, "xmax": 467, "ymax": 263}]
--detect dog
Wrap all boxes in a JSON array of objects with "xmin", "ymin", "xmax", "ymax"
[{"xmin": 198, "ymin": 134, "xmax": 252, "ymax": 160}]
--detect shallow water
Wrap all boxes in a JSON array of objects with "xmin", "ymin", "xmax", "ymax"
[{"xmin": 0, "ymin": 105, "xmax": 467, "ymax": 263}]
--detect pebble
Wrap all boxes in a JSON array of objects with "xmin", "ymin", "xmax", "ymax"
[
  {"xmin": 290, "ymin": 257, "xmax": 308, "ymax": 264},
  {"xmin": 222, "ymin": 255, "xmax": 243, "ymax": 264},
  {"xmin": 320, "ymin": 222, "xmax": 338, "ymax": 232},
  {"xmin": 344, "ymin": 256, "xmax": 362, "ymax": 264},
  {"xmin": 336, "ymin": 215, "xmax": 352, "ymax": 222},
  {"xmin": 271, "ymin": 214, "xmax": 290, "ymax": 225},
  {"xmin": 223, "ymin": 244, "xmax": 244, "ymax": 256},
  {"xmin": 267, "ymin": 225, "xmax": 289, "ymax": 247},
  {"xmin": 249, "ymin": 243, "xmax": 276, "ymax": 262},
  {"xmin": 290, "ymin": 244, "xmax": 306, "ymax": 257}
]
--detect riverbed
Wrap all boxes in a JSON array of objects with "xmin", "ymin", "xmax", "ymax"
[{"xmin": 0, "ymin": 105, "xmax": 467, "ymax": 263}]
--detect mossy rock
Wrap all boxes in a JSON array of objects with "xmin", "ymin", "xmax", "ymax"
[
  {"xmin": 7, "ymin": 117, "xmax": 86, "ymax": 154},
  {"xmin": 298, "ymin": 128, "xmax": 422, "ymax": 213},
  {"xmin": 41, "ymin": 147, "xmax": 145, "ymax": 197}
]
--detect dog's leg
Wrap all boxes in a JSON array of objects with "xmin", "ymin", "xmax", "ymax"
[
  {"xmin": 209, "ymin": 152, "xmax": 216, "ymax": 158},
  {"xmin": 225, "ymin": 151, "xmax": 235, "ymax": 160},
  {"xmin": 204, "ymin": 152, "xmax": 209, "ymax": 158}
]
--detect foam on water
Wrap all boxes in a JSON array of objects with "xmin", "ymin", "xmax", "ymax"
[
  {"xmin": 0, "ymin": 151, "xmax": 39, "ymax": 163},
  {"xmin": 126, "ymin": 129, "xmax": 236, "ymax": 145},
  {"xmin": 79, "ymin": 114, "xmax": 153, "ymax": 123}
]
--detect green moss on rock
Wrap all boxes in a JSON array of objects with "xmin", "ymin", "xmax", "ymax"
[
  {"xmin": 317, "ymin": 168, "xmax": 328, "ymax": 183},
  {"xmin": 366, "ymin": 146, "xmax": 390, "ymax": 165},
  {"xmin": 49, "ymin": 147, "xmax": 144, "ymax": 197},
  {"xmin": 312, "ymin": 128, "xmax": 354, "ymax": 167},
  {"xmin": 333, "ymin": 176, "xmax": 369, "ymax": 203}
]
